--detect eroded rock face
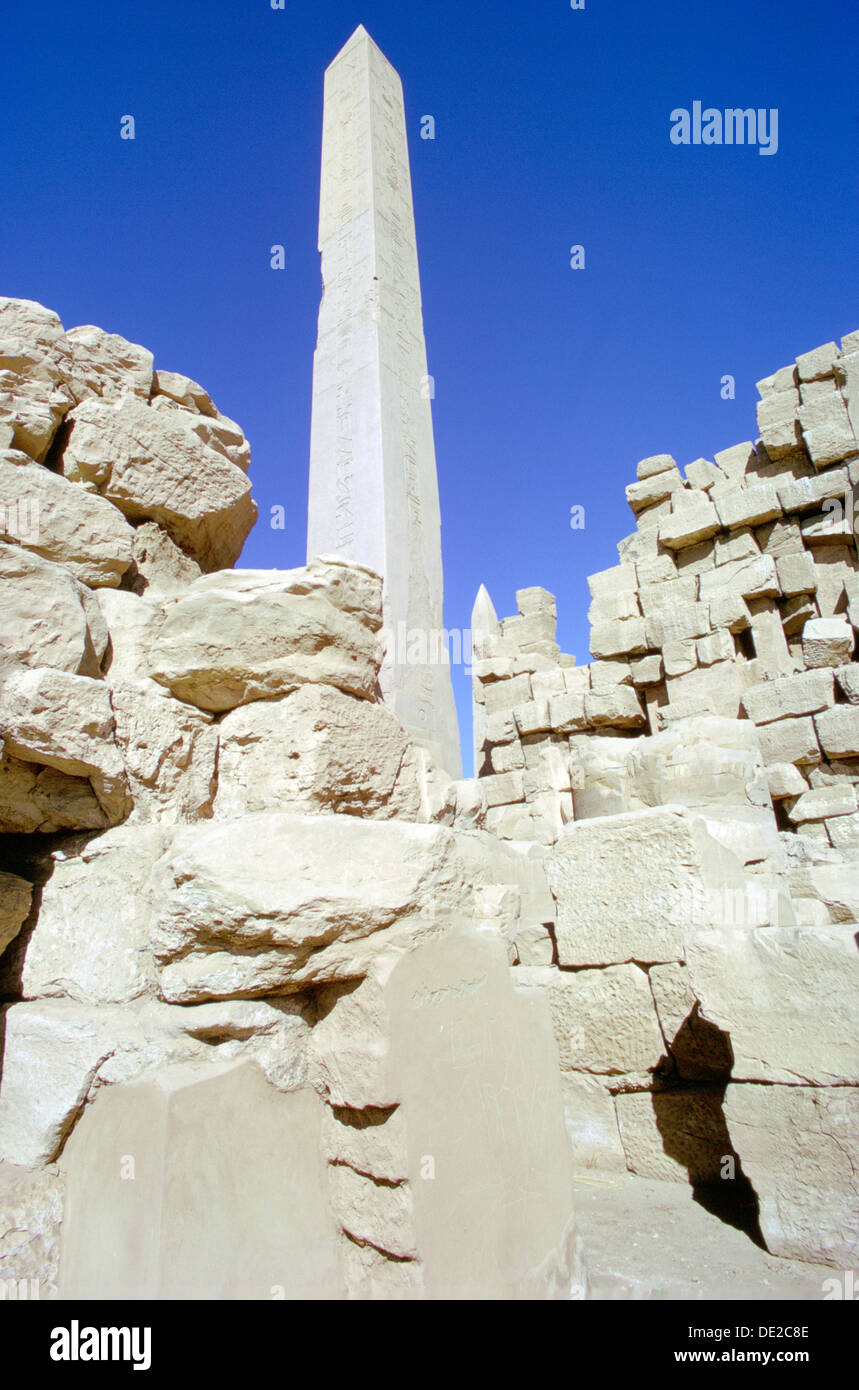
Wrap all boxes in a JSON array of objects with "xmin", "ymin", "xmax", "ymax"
[
  {"xmin": 214, "ymin": 683, "xmax": 422, "ymax": 820},
  {"xmin": 150, "ymin": 814, "xmax": 480, "ymax": 1002},
  {"xmin": 0, "ymin": 544, "xmax": 107, "ymax": 677},
  {"xmin": 149, "ymin": 558, "xmax": 384, "ymax": 711},
  {"xmin": 61, "ymin": 397, "xmax": 255, "ymax": 571}
]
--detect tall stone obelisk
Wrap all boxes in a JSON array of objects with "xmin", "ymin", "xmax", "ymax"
[{"xmin": 307, "ymin": 25, "xmax": 462, "ymax": 777}]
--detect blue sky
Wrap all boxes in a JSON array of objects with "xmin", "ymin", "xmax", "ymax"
[{"xmin": 4, "ymin": 0, "xmax": 858, "ymax": 771}]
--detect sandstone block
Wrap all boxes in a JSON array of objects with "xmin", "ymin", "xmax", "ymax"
[
  {"xmin": 65, "ymin": 324, "xmax": 153, "ymax": 402},
  {"xmin": 658, "ymin": 497, "xmax": 720, "ymax": 550},
  {"xmin": 798, "ymin": 392, "xmax": 856, "ymax": 467},
  {"xmin": 713, "ymin": 482, "xmax": 781, "ymax": 530},
  {"xmin": 802, "ymin": 616, "xmax": 854, "ymax": 668},
  {"xmin": 589, "ymin": 617, "xmax": 647, "ymax": 660},
  {"xmin": 741, "ymin": 669, "xmax": 835, "ymax": 724},
  {"xmin": 615, "ymin": 1090, "xmax": 730, "ymax": 1186},
  {"xmin": 756, "ymin": 715, "xmax": 821, "ymax": 767},
  {"xmin": 584, "ymin": 685, "xmax": 645, "ymax": 728},
  {"xmin": 814, "ymin": 704, "xmax": 859, "ymax": 758},
  {"xmin": 0, "ymin": 544, "xmax": 108, "ymax": 677},
  {"xmin": 149, "ymin": 558, "xmax": 383, "ymax": 711}
]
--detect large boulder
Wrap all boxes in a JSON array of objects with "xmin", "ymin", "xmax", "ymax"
[
  {"xmin": 150, "ymin": 813, "xmax": 485, "ymax": 1002},
  {"xmin": 61, "ymin": 396, "xmax": 255, "ymax": 570},
  {"xmin": 149, "ymin": 558, "xmax": 384, "ymax": 711},
  {"xmin": 0, "ymin": 544, "xmax": 108, "ymax": 677},
  {"xmin": 214, "ymin": 683, "xmax": 422, "ymax": 820},
  {"xmin": 0, "ymin": 667, "xmax": 129, "ymax": 828},
  {"xmin": 0, "ymin": 450, "xmax": 134, "ymax": 587},
  {"xmin": 64, "ymin": 323, "xmax": 153, "ymax": 402},
  {"xmin": 0, "ymin": 299, "xmax": 75, "ymax": 461}
]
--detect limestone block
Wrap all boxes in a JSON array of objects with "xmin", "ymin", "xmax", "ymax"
[
  {"xmin": 755, "ymin": 393, "xmax": 803, "ymax": 459},
  {"xmin": 62, "ymin": 396, "xmax": 255, "ymax": 570},
  {"xmin": 741, "ymin": 669, "xmax": 835, "ymax": 724},
  {"xmin": 589, "ymin": 617, "xmax": 646, "ymax": 660},
  {"xmin": 684, "ymin": 457, "xmax": 724, "ymax": 491},
  {"xmin": 713, "ymin": 483, "xmax": 781, "ymax": 530},
  {"xmin": 0, "ymin": 449, "xmax": 134, "ymax": 587},
  {"xmin": 796, "ymin": 341, "xmax": 840, "ymax": 381},
  {"xmin": 662, "ymin": 639, "xmax": 697, "ymax": 677},
  {"xmin": 658, "ymin": 496, "xmax": 720, "ymax": 550},
  {"xmin": 789, "ymin": 783, "xmax": 857, "ymax": 823},
  {"xmin": 0, "ymin": 666, "xmax": 129, "ymax": 825},
  {"xmin": 482, "ymin": 672, "xmax": 532, "ymax": 716},
  {"xmin": 630, "ymin": 654, "xmax": 663, "ymax": 684},
  {"xmin": 686, "ymin": 925, "xmax": 859, "ymax": 1085},
  {"xmin": 696, "ymin": 630, "xmax": 734, "ymax": 665},
  {"xmin": 587, "ymin": 589, "xmax": 641, "ymax": 624},
  {"xmin": 800, "ymin": 509, "xmax": 854, "ymax": 546},
  {"xmin": 515, "ymin": 585, "xmax": 557, "ymax": 618},
  {"xmin": 648, "ymin": 963, "xmax": 732, "ymax": 1081},
  {"xmin": 699, "ymin": 553, "xmax": 780, "ymax": 603},
  {"xmin": 636, "ymin": 454, "xmax": 678, "ymax": 480},
  {"xmin": 714, "ymin": 442, "xmax": 758, "ymax": 483},
  {"xmin": 58, "ymin": 1061, "xmax": 343, "ymax": 1298},
  {"xmin": 530, "ymin": 668, "xmax": 566, "ymax": 703},
  {"xmin": 815, "ymin": 704, "xmax": 859, "ymax": 758},
  {"xmin": 149, "ymin": 558, "xmax": 383, "ymax": 711},
  {"xmin": 775, "ymin": 550, "xmax": 817, "ymax": 596},
  {"xmin": 0, "ymin": 755, "xmax": 106, "ymax": 834},
  {"xmin": 766, "ymin": 762, "xmax": 809, "ymax": 799},
  {"xmin": 152, "ymin": 815, "xmax": 487, "ymax": 1002},
  {"xmin": 747, "ymin": 599, "xmax": 794, "ymax": 677},
  {"xmin": 0, "ymin": 1001, "xmax": 118, "ymax": 1166},
  {"xmin": 780, "ymin": 594, "xmax": 818, "ymax": 635},
  {"xmin": 828, "ymin": 813, "xmax": 859, "ymax": 848},
  {"xmin": 0, "ymin": 298, "xmax": 75, "ymax": 460},
  {"xmin": 0, "ymin": 1161, "xmax": 65, "ymax": 1298},
  {"xmin": 756, "ymin": 363, "xmax": 797, "ymax": 396},
  {"xmin": 835, "ymin": 663, "xmax": 859, "ymax": 702},
  {"xmin": 321, "ymin": 1104, "xmax": 409, "ymax": 1184},
  {"xmin": 65, "ymin": 324, "xmax": 153, "ymax": 402},
  {"xmin": 490, "ymin": 740, "xmax": 525, "ymax": 774},
  {"xmin": 328, "ymin": 1162, "xmax": 417, "ymax": 1260},
  {"xmin": 713, "ymin": 527, "xmax": 760, "ymax": 566},
  {"xmin": 110, "ymin": 686, "xmax": 218, "ymax": 824},
  {"xmin": 215, "ymin": 684, "xmax": 421, "ymax": 821},
  {"xmin": 152, "ymin": 368, "xmax": 216, "ymax": 416},
  {"xmin": 637, "ymin": 575, "xmax": 697, "ymax": 617},
  {"xmin": 484, "ymin": 709, "xmax": 516, "ymax": 745},
  {"xmin": 626, "ymin": 470, "xmax": 683, "ymax": 513},
  {"xmin": 0, "ymin": 544, "xmax": 107, "ymax": 677},
  {"xmin": 546, "ymin": 806, "xmax": 748, "ymax": 967},
  {"xmin": 776, "ymin": 465, "xmax": 850, "ymax": 513},
  {"xmin": 664, "ymin": 659, "xmax": 750, "ymax": 721},
  {"xmin": 0, "ymin": 872, "xmax": 33, "ymax": 957},
  {"xmin": 798, "ymin": 391, "xmax": 856, "ymax": 467},
  {"xmin": 480, "ymin": 771, "xmax": 525, "ymax": 808},
  {"xmin": 615, "ymin": 1090, "xmax": 731, "ymax": 1185},
  {"xmin": 757, "ymin": 518, "xmax": 806, "ymax": 557},
  {"xmin": 584, "ymin": 685, "xmax": 645, "ymax": 728},
  {"xmin": 500, "ymin": 611, "xmax": 557, "ymax": 651},
  {"xmin": 802, "ymin": 616, "xmax": 854, "ymax": 668},
  {"xmin": 518, "ymin": 964, "xmax": 662, "ymax": 1076},
  {"xmin": 130, "ymin": 522, "xmax": 203, "ymax": 597},
  {"xmin": 756, "ymin": 714, "xmax": 821, "ymax": 766},
  {"xmin": 587, "ymin": 564, "xmax": 637, "ymax": 601},
  {"xmin": 708, "ymin": 589, "xmax": 751, "ymax": 632},
  {"xmin": 645, "ymin": 603, "xmax": 710, "ymax": 647},
  {"xmin": 513, "ymin": 700, "xmax": 552, "ymax": 737},
  {"xmin": 835, "ymin": 350, "xmax": 859, "ymax": 440},
  {"xmin": 723, "ymin": 1085, "xmax": 859, "ymax": 1267},
  {"xmin": 589, "ymin": 660, "xmax": 632, "ymax": 691}
]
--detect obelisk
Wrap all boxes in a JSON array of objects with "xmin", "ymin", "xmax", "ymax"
[{"xmin": 307, "ymin": 26, "xmax": 462, "ymax": 777}]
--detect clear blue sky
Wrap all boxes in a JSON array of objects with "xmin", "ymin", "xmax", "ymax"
[{"xmin": 5, "ymin": 0, "xmax": 858, "ymax": 771}]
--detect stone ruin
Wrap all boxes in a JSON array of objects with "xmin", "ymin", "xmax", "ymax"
[{"xmin": 0, "ymin": 294, "xmax": 856, "ymax": 1299}]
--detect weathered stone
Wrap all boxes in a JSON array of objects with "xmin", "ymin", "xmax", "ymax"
[
  {"xmin": 636, "ymin": 454, "xmax": 678, "ymax": 481},
  {"xmin": 0, "ymin": 450, "xmax": 134, "ymax": 586},
  {"xmin": 0, "ymin": 666, "xmax": 129, "ymax": 825},
  {"xmin": 518, "ymin": 964, "xmax": 662, "ymax": 1076},
  {"xmin": 766, "ymin": 762, "xmax": 809, "ymax": 799},
  {"xmin": 0, "ymin": 872, "xmax": 33, "ymax": 957},
  {"xmin": 66, "ymin": 324, "xmax": 154, "ymax": 402},
  {"xmin": 0, "ymin": 544, "xmax": 108, "ymax": 677},
  {"xmin": 151, "ymin": 814, "xmax": 493, "ymax": 1002},
  {"xmin": 215, "ymin": 683, "xmax": 422, "ymax": 821},
  {"xmin": 658, "ymin": 496, "xmax": 720, "ymax": 550},
  {"xmin": 798, "ymin": 391, "xmax": 856, "ymax": 467},
  {"xmin": 648, "ymin": 963, "xmax": 732, "ymax": 1080},
  {"xmin": 802, "ymin": 616, "xmax": 854, "ymax": 668},
  {"xmin": 756, "ymin": 714, "xmax": 821, "ymax": 767},
  {"xmin": 62, "ymin": 396, "xmax": 255, "ymax": 571},
  {"xmin": 615, "ymin": 1090, "xmax": 730, "ymax": 1185},
  {"xmin": 713, "ymin": 483, "xmax": 781, "ymax": 531},
  {"xmin": 686, "ymin": 925, "xmax": 859, "ymax": 1085},
  {"xmin": 814, "ymin": 704, "xmax": 859, "ymax": 759},
  {"xmin": 584, "ymin": 686, "xmax": 645, "ymax": 729},
  {"xmin": 755, "ymin": 394, "xmax": 803, "ymax": 459},
  {"xmin": 129, "ymin": 522, "xmax": 202, "ymax": 596},
  {"xmin": 149, "ymin": 558, "xmax": 383, "ymax": 711},
  {"xmin": 0, "ymin": 298, "xmax": 75, "ymax": 461},
  {"xmin": 0, "ymin": 1161, "xmax": 64, "ymax": 1297},
  {"xmin": 789, "ymin": 784, "xmax": 857, "ymax": 823},
  {"xmin": 547, "ymin": 806, "xmax": 748, "ymax": 967},
  {"xmin": 742, "ymin": 669, "xmax": 835, "ymax": 724},
  {"xmin": 589, "ymin": 617, "xmax": 646, "ymax": 659},
  {"xmin": 724, "ymin": 1084, "xmax": 859, "ymax": 1267}
]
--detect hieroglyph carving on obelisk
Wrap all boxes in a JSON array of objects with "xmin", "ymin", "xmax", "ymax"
[{"xmin": 307, "ymin": 25, "xmax": 462, "ymax": 776}]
